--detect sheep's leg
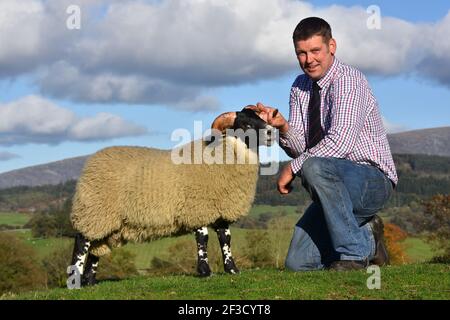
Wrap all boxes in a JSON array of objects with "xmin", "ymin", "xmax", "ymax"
[
  {"xmin": 215, "ymin": 223, "xmax": 239, "ymax": 274},
  {"xmin": 195, "ymin": 227, "xmax": 212, "ymax": 277},
  {"xmin": 81, "ymin": 254, "xmax": 99, "ymax": 286},
  {"xmin": 68, "ymin": 233, "xmax": 91, "ymax": 287}
]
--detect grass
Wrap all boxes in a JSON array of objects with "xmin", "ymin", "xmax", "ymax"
[
  {"xmin": 402, "ymin": 237, "xmax": 442, "ymax": 262},
  {"xmin": 4, "ymin": 263, "xmax": 449, "ymax": 300},
  {"xmin": 0, "ymin": 212, "xmax": 31, "ymax": 227},
  {"xmin": 1, "ymin": 208, "xmax": 448, "ymax": 300},
  {"xmin": 247, "ymin": 205, "xmax": 298, "ymax": 217}
]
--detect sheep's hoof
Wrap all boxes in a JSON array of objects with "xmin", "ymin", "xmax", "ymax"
[
  {"xmin": 81, "ymin": 275, "xmax": 99, "ymax": 287},
  {"xmin": 197, "ymin": 270, "xmax": 212, "ymax": 277},
  {"xmin": 224, "ymin": 260, "xmax": 240, "ymax": 274},
  {"xmin": 197, "ymin": 261, "xmax": 212, "ymax": 277}
]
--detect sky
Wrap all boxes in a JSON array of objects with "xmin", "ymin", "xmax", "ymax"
[{"xmin": 0, "ymin": 0, "xmax": 450, "ymax": 173}]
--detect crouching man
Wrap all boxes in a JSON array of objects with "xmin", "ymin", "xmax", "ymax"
[{"xmin": 253, "ymin": 17, "xmax": 397, "ymax": 271}]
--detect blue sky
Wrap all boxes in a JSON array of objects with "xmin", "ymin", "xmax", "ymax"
[{"xmin": 0, "ymin": 0, "xmax": 449, "ymax": 173}]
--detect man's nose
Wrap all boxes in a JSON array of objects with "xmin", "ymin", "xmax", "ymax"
[{"xmin": 306, "ymin": 53, "xmax": 314, "ymax": 64}]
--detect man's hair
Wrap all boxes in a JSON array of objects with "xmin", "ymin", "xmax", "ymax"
[{"xmin": 292, "ymin": 17, "xmax": 332, "ymax": 43}]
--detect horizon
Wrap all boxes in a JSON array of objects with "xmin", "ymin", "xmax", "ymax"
[
  {"xmin": 3, "ymin": 125, "xmax": 450, "ymax": 175},
  {"xmin": 1, "ymin": 0, "xmax": 450, "ymax": 174}
]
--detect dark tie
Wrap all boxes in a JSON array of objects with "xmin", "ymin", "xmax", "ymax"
[{"xmin": 307, "ymin": 81, "xmax": 323, "ymax": 149}]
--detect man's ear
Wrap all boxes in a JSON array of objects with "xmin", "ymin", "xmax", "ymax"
[{"xmin": 329, "ymin": 38, "xmax": 337, "ymax": 56}]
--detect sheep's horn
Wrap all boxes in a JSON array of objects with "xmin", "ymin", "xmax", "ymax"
[{"xmin": 211, "ymin": 112, "xmax": 237, "ymax": 133}]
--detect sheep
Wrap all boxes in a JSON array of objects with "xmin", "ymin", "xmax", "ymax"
[{"xmin": 67, "ymin": 107, "xmax": 276, "ymax": 287}]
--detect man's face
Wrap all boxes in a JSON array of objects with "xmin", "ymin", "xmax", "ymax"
[{"xmin": 294, "ymin": 34, "xmax": 336, "ymax": 81}]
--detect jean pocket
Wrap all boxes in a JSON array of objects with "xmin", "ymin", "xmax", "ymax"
[{"xmin": 360, "ymin": 177, "xmax": 391, "ymax": 213}]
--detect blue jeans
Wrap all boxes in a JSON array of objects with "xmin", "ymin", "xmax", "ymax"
[{"xmin": 285, "ymin": 157, "xmax": 393, "ymax": 271}]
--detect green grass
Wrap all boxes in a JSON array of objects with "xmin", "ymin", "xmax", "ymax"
[
  {"xmin": 125, "ymin": 227, "xmax": 293, "ymax": 270},
  {"xmin": 5, "ymin": 263, "xmax": 449, "ymax": 300},
  {"xmin": 248, "ymin": 205, "xmax": 298, "ymax": 217},
  {"xmin": 0, "ymin": 212, "xmax": 31, "ymax": 227},
  {"xmin": 5, "ymin": 229, "xmax": 72, "ymax": 259},
  {"xmin": 403, "ymin": 237, "xmax": 442, "ymax": 263}
]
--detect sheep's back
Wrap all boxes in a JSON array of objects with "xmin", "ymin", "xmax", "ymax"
[{"xmin": 71, "ymin": 146, "xmax": 181, "ymax": 241}]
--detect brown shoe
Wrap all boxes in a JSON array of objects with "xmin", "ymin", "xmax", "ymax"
[
  {"xmin": 328, "ymin": 260, "xmax": 367, "ymax": 271},
  {"xmin": 368, "ymin": 215, "xmax": 390, "ymax": 266}
]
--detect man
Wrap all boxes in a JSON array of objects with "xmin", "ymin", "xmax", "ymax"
[{"xmin": 254, "ymin": 17, "xmax": 398, "ymax": 271}]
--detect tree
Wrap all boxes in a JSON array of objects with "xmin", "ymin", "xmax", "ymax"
[
  {"xmin": 423, "ymin": 194, "xmax": 450, "ymax": 259},
  {"xmin": 25, "ymin": 213, "xmax": 58, "ymax": 238}
]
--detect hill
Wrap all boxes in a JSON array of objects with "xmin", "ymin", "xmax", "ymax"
[
  {"xmin": 1, "ymin": 127, "xmax": 450, "ymax": 190},
  {"xmin": 388, "ymin": 127, "xmax": 450, "ymax": 157},
  {"xmin": 0, "ymin": 156, "xmax": 88, "ymax": 189}
]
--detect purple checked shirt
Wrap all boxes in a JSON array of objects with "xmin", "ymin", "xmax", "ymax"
[{"xmin": 279, "ymin": 57, "xmax": 398, "ymax": 185}]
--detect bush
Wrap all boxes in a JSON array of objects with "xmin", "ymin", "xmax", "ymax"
[
  {"xmin": 0, "ymin": 232, "xmax": 46, "ymax": 294},
  {"xmin": 42, "ymin": 244, "xmax": 73, "ymax": 288},
  {"xmin": 384, "ymin": 223, "xmax": 409, "ymax": 265},
  {"xmin": 243, "ymin": 230, "xmax": 275, "ymax": 268},
  {"xmin": 97, "ymin": 248, "xmax": 139, "ymax": 281},
  {"xmin": 150, "ymin": 238, "xmax": 198, "ymax": 275}
]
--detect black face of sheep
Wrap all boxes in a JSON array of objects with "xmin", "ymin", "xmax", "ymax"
[
  {"xmin": 232, "ymin": 108, "xmax": 276, "ymax": 148},
  {"xmin": 211, "ymin": 108, "xmax": 276, "ymax": 150}
]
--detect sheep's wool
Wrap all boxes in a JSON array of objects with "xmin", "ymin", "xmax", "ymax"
[{"xmin": 71, "ymin": 137, "xmax": 259, "ymax": 256}]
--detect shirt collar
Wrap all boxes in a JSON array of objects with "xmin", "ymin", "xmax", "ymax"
[{"xmin": 312, "ymin": 56, "xmax": 339, "ymax": 90}]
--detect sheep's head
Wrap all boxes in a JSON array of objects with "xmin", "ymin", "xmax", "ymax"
[{"xmin": 211, "ymin": 108, "xmax": 276, "ymax": 147}]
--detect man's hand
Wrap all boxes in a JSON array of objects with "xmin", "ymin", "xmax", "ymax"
[
  {"xmin": 245, "ymin": 102, "xmax": 289, "ymax": 134},
  {"xmin": 277, "ymin": 163, "xmax": 295, "ymax": 194}
]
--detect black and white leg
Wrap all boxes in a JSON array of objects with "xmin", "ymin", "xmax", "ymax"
[
  {"xmin": 69, "ymin": 233, "xmax": 91, "ymax": 286},
  {"xmin": 215, "ymin": 222, "xmax": 239, "ymax": 274},
  {"xmin": 82, "ymin": 254, "xmax": 99, "ymax": 286},
  {"xmin": 195, "ymin": 227, "xmax": 212, "ymax": 277}
]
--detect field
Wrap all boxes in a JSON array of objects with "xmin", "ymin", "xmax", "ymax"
[
  {"xmin": 0, "ymin": 206, "xmax": 447, "ymax": 300},
  {"xmin": 0, "ymin": 212, "xmax": 31, "ymax": 227},
  {"xmin": 0, "ymin": 206, "xmax": 439, "ymax": 268}
]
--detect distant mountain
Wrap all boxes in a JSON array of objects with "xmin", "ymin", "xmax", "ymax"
[
  {"xmin": 0, "ymin": 155, "xmax": 89, "ymax": 189},
  {"xmin": 388, "ymin": 127, "xmax": 450, "ymax": 157},
  {"xmin": 0, "ymin": 126, "xmax": 449, "ymax": 189}
]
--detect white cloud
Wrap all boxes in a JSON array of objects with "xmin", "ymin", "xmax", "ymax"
[
  {"xmin": 0, "ymin": 95, "xmax": 148, "ymax": 145},
  {"xmin": 70, "ymin": 112, "xmax": 146, "ymax": 140},
  {"xmin": 1, "ymin": 0, "xmax": 450, "ymax": 107},
  {"xmin": 0, "ymin": 151, "xmax": 20, "ymax": 161}
]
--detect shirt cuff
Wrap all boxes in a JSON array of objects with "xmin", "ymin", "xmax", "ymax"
[
  {"xmin": 279, "ymin": 126, "xmax": 304, "ymax": 158},
  {"xmin": 290, "ymin": 153, "xmax": 311, "ymax": 175}
]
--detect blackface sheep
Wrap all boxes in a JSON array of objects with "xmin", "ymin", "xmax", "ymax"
[{"xmin": 67, "ymin": 107, "xmax": 276, "ymax": 287}]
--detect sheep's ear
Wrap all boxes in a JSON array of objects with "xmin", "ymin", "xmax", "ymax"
[{"xmin": 211, "ymin": 112, "xmax": 237, "ymax": 133}]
